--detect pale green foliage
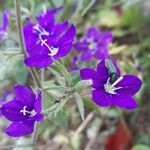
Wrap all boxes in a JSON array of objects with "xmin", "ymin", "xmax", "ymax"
[
  {"xmin": 0, "ymin": 50, "xmax": 22, "ymax": 80},
  {"xmin": 74, "ymin": 92, "xmax": 84, "ymax": 121},
  {"xmin": 131, "ymin": 144, "xmax": 150, "ymax": 150}
]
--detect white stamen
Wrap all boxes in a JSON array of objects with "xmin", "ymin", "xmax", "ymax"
[
  {"xmin": 113, "ymin": 87, "xmax": 123, "ymax": 90},
  {"xmin": 87, "ymin": 37, "xmax": 97, "ymax": 50},
  {"xmin": 33, "ymin": 24, "xmax": 59, "ymax": 56},
  {"xmin": 88, "ymin": 42, "xmax": 97, "ymax": 50},
  {"xmin": 104, "ymin": 76, "xmax": 123, "ymax": 95},
  {"xmin": 33, "ymin": 24, "xmax": 49, "ymax": 36},
  {"xmin": 40, "ymin": 39, "xmax": 47, "ymax": 46},
  {"xmin": 20, "ymin": 106, "xmax": 36, "ymax": 117},
  {"xmin": 48, "ymin": 46, "xmax": 59, "ymax": 56},
  {"xmin": 111, "ymin": 76, "xmax": 123, "ymax": 87}
]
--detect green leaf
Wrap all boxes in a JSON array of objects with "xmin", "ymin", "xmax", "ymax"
[
  {"xmin": 54, "ymin": 61, "xmax": 73, "ymax": 87},
  {"xmin": 97, "ymin": 9, "xmax": 122, "ymax": 27},
  {"xmin": 122, "ymin": 0, "xmax": 140, "ymax": 10},
  {"xmin": 83, "ymin": 97, "xmax": 98, "ymax": 111},
  {"xmin": 42, "ymin": 91, "xmax": 54, "ymax": 110},
  {"xmin": 42, "ymin": 80, "xmax": 56, "ymax": 88},
  {"xmin": 74, "ymin": 92, "xmax": 84, "ymax": 121},
  {"xmin": 48, "ymin": 109, "xmax": 68, "ymax": 128},
  {"xmin": 75, "ymin": 80, "xmax": 92, "ymax": 93},
  {"xmin": 131, "ymin": 145, "xmax": 150, "ymax": 150},
  {"xmin": 14, "ymin": 60, "xmax": 28, "ymax": 84},
  {"xmin": 54, "ymin": 97, "xmax": 68, "ymax": 116},
  {"xmin": 47, "ymin": 67, "xmax": 62, "ymax": 79},
  {"xmin": 0, "ymin": 52, "xmax": 22, "ymax": 80}
]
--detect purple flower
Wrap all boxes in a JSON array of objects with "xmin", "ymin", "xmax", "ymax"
[
  {"xmin": 23, "ymin": 7, "xmax": 76, "ymax": 68},
  {"xmin": 74, "ymin": 28, "xmax": 112, "ymax": 61},
  {"xmin": 80, "ymin": 59, "xmax": 142, "ymax": 110},
  {"xmin": 0, "ymin": 85, "xmax": 43, "ymax": 137},
  {"xmin": 0, "ymin": 11, "xmax": 9, "ymax": 41},
  {"xmin": 70, "ymin": 56, "xmax": 79, "ymax": 71}
]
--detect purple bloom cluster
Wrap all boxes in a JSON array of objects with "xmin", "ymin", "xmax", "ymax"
[
  {"xmin": 74, "ymin": 28, "xmax": 112, "ymax": 61},
  {"xmin": 0, "ymin": 5, "xmax": 143, "ymax": 138},
  {"xmin": 23, "ymin": 7, "xmax": 76, "ymax": 68},
  {"xmin": 0, "ymin": 11, "xmax": 9, "ymax": 41},
  {"xmin": 80, "ymin": 59, "xmax": 142, "ymax": 110},
  {"xmin": 0, "ymin": 85, "xmax": 43, "ymax": 137}
]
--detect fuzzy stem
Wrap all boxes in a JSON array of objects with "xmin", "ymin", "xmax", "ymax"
[
  {"xmin": 14, "ymin": 0, "xmax": 41, "ymax": 89},
  {"xmin": 75, "ymin": 112, "xmax": 95, "ymax": 134},
  {"xmin": 81, "ymin": 0, "xmax": 96, "ymax": 17},
  {"xmin": 14, "ymin": 0, "xmax": 42, "ymax": 145}
]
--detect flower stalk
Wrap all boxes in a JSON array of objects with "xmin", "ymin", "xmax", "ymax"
[
  {"xmin": 14, "ymin": 0, "xmax": 41, "ymax": 89},
  {"xmin": 14, "ymin": 0, "xmax": 42, "ymax": 144}
]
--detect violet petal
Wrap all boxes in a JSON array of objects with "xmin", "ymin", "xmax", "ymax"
[
  {"xmin": 6, "ymin": 120, "xmax": 35, "ymax": 137},
  {"xmin": 14, "ymin": 85, "xmax": 36, "ymax": 109},
  {"xmin": 24, "ymin": 55, "xmax": 53, "ymax": 68},
  {"xmin": 0, "ymin": 100, "xmax": 28, "ymax": 121},
  {"xmin": 113, "ymin": 94, "xmax": 137, "ymax": 110},
  {"xmin": 80, "ymin": 51, "xmax": 92, "ymax": 61},
  {"xmin": 80, "ymin": 68, "xmax": 102, "ymax": 88},
  {"xmin": 117, "ymin": 75, "xmax": 142, "ymax": 95},
  {"xmin": 92, "ymin": 89, "xmax": 112, "ymax": 107}
]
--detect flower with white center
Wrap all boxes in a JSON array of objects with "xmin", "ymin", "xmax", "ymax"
[
  {"xmin": 0, "ymin": 85, "xmax": 43, "ymax": 137},
  {"xmin": 80, "ymin": 59, "xmax": 142, "ymax": 110},
  {"xmin": 74, "ymin": 28, "xmax": 112, "ymax": 61},
  {"xmin": 88, "ymin": 41, "xmax": 97, "ymax": 50},
  {"xmin": 20, "ymin": 106, "xmax": 37, "ymax": 117},
  {"xmin": 23, "ymin": 8, "xmax": 76, "ymax": 68},
  {"xmin": 104, "ymin": 76, "xmax": 123, "ymax": 94}
]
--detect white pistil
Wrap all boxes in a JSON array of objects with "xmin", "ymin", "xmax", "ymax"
[
  {"xmin": 34, "ymin": 24, "xmax": 59, "ymax": 56},
  {"xmin": 33, "ymin": 24, "xmax": 49, "ymax": 36},
  {"xmin": 104, "ymin": 76, "xmax": 123, "ymax": 95},
  {"xmin": 88, "ymin": 42, "xmax": 97, "ymax": 50},
  {"xmin": 20, "ymin": 106, "xmax": 36, "ymax": 117},
  {"xmin": 87, "ymin": 37, "xmax": 97, "ymax": 50},
  {"xmin": 111, "ymin": 76, "xmax": 123, "ymax": 87},
  {"xmin": 40, "ymin": 39, "xmax": 47, "ymax": 46}
]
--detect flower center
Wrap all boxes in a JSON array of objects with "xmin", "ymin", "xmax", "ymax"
[
  {"xmin": 87, "ymin": 37, "xmax": 97, "ymax": 50},
  {"xmin": 104, "ymin": 76, "xmax": 123, "ymax": 94},
  {"xmin": 33, "ymin": 24, "xmax": 59, "ymax": 57},
  {"xmin": 20, "ymin": 106, "xmax": 36, "ymax": 117}
]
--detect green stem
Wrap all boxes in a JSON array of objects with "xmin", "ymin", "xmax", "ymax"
[
  {"xmin": 54, "ymin": 61, "xmax": 74, "ymax": 87},
  {"xmin": 14, "ymin": 0, "xmax": 42, "ymax": 145},
  {"xmin": 14, "ymin": 0, "xmax": 41, "ymax": 89},
  {"xmin": 81, "ymin": 0, "xmax": 96, "ymax": 17},
  {"xmin": 14, "ymin": 0, "xmax": 27, "ymax": 57},
  {"xmin": 71, "ymin": 0, "xmax": 84, "ymax": 20}
]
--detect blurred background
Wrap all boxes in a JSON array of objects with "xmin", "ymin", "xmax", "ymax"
[{"xmin": 0, "ymin": 0, "xmax": 150, "ymax": 150}]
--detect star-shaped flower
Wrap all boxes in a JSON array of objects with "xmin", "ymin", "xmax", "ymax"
[
  {"xmin": 23, "ymin": 7, "xmax": 76, "ymax": 68},
  {"xmin": 0, "ymin": 85, "xmax": 43, "ymax": 137},
  {"xmin": 80, "ymin": 59, "xmax": 142, "ymax": 109},
  {"xmin": 74, "ymin": 28, "xmax": 112, "ymax": 61}
]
